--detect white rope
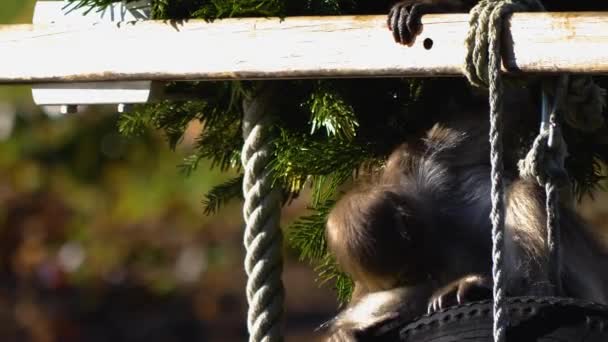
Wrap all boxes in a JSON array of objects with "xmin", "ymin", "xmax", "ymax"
[{"xmin": 242, "ymin": 85, "xmax": 285, "ymax": 342}]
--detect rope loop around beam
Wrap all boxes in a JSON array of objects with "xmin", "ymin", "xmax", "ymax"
[{"xmin": 462, "ymin": 1, "xmax": 543, "ymax": 341}]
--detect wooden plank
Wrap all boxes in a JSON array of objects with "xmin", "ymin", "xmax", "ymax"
[{"xmin": 0, "ymin": 12, "xmax": 607, "ymax": 84}]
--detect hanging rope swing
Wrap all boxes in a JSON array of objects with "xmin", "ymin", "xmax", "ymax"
[
  {"xmin": 466, "ymin": 1, "xmax": 608, "ymax": 341},
  {"xmin": 241, "ymin": 84, "xmax": 285, "ymax": 342},
  {"xmin": 465, "ymin": 1, "xmax": 547, "ymax": 341}
]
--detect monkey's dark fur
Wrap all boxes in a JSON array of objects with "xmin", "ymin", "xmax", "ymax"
[{"xmin": 323, "ymin": 112, "xmax": 608, "ymax": 341}]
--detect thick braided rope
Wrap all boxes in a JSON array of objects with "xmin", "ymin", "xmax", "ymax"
[
  {"xmin": 241, "ymin": 87, "xmax": 285, "ymax": 342},
  {"xmin": 463, "ymin": 1, "xmax": 541, "ymax": 341}
]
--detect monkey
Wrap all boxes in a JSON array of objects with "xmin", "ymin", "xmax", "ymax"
[
  {"xmin": 321, "ymin": 115, "xmax": 494, "ymax": 341},
  {"xmin": 321, "ymin": 107, "xmax": 608, "ymax": 340},
  {"xmin": 318, "ymin": 2, "xmax": 608, "ymax": 340},
  {"xmin": 387, "ymin": 0, "xmax": 608, "ymax": 45}
]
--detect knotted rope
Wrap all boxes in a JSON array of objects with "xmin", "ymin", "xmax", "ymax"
[
  {"xmin": 464, "ymin": 2, "xmax": 606, "ymax": 341},
  {"xmin": 463, "ymin": 1, "xmax": 543, "ymax": 341},
  {"xmin": 519, "ymin": 76, "xmax": 570, "ymax": 296},
  {"xmin": 241, "ymin": 85, "xmax": 285, "ymax": 342},
  {"xmin": 518, "ymin": 73, "xmax": 605, "ymax": 295}
]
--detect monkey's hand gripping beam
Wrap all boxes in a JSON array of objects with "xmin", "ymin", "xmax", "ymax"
[{"xmin": 1, "ymin": 12, "xmax": 608, "ymax": 85}]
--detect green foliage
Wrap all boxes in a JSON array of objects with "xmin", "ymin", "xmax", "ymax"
[
  {"xmin": 288, "ymin": 200, "xmax": 353, "ymax": 303},
  {"xmin": 271, "ymin": 130, "xmax": 371, "ymax": 196},
  {"xmin": 315, "ymin": 255, "xmax": 353, "ymax": 304},
  {"xmin": 190, "ymin": 0, "xmax": 285, "ymax": 19},
  {"xmin": 187, "ymin": 111, "xmax": 242, "ymax": 172},
  {"xmin": 288, "ymin": 200, "xmax": 334, "ymax": 263},
  {"xmin": 64, "ymin": 0, "xmax": 125, "ymax": 14},
  {"xmin": 67, "ymin": 0, "xmax": 396, "ymax": 20},
  {"xmin": 308, "ymin": 83, "xmax": 359, "ymax": 141},
  {"xmin": 202, "ymin": 174, "xmax": 244, "ymax": 215},
  {"xmin": 135, "ymin": 101, "xmax": 206, "ymax": 149}
]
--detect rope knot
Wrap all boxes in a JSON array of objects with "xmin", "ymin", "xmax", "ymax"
[{"xmin": 518, "ymin": 128, "xmax": 569, "ymax": 187}]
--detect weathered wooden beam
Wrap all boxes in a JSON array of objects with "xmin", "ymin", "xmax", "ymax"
[{"xmin": 0, "ymin": 12, "xmax": 607, "ymax": 84}]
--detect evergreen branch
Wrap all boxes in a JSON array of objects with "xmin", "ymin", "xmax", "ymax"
[
  {"xmin": 315, "ymin": 255, "xmax": 353, "ymax": 304},
  {"xmin": 287, "ymin": 200, "xmax": 335, "ymax": 263},
  {"xmin": 117, "ymin": 104, "xmax": 153, "ymax": 137},
  {"xmin": 271, "ymin": 130, "xmax": 372, "ymax": 195},
  {"xmin": 202, "ymin": 175, "xmax": 244, "ymax": 215},
  {"xmin": 191, "ymin": 0, "xmax": 285, "ymax": 20},
  {"xmin": 64, "ymin": 0, "xmax": 121, "ymax": 14},
  {"xmin": 310, "ymin": 167, "xmax": 353, "ymax": 207},
  {"xmin": 288, "ymin": 200, "xmax": 355, "ymax": 303},
  {"xmin": 69, "ymin": 0, "xmax": 381, "ymax": 20},
  {"xmin": 308, "ymin": 82, "xmax": 359, "ymax": 141},
  {"xmin": 333, "ymin": 273, "xmax": 355, "ymax": 305},
  {"xmin": 178, "ymin": 154, "xmax": 204, "ymax": 176},
  {"xmin": 193, "ymin": 114, "xmax": 243, "ymax": 172},
  {"xmin": 151, "ymin": 101, "xmax": 206, "ymax": 149}
]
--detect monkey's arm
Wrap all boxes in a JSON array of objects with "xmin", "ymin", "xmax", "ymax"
[
  {"xmin": 389, "ymin": 0, "xmax": 479, "ymax": 44},
  {"xmin": 322, "ymin": 284, "xmax": 434, "ymax": 341},
  {"xmin": 324, "ymin": 274, "xmax": 494, "ymax": 341},
  {"xmin": 428, "ymin": 274, "xmax": 492, "ymax": 312}
]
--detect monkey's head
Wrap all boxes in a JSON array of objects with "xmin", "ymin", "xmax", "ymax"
[{"xmin": 326, "ymin": 185, "xmax": 434, "ymax": 293}]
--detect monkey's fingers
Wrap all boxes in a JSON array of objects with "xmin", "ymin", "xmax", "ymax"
[
  {"xmin": 406, "ymin": 3, "xmax": 440, "ymax": 39},
  {"xmin": 428, "ymin": 288, "xmax": 459, "ymax": 314},
  {"xmin": 427, "ymin": 297, "xmax": 443, "ymax": 314},
  {"xmin": 388, "ymin": 3, "xmax": 415, "ymax": 45},
  {"xmin": 427, "ymin": 299, "xmax": 435, "ymax": 314},
  {"xmin": 428, "ymin": 275, "xmax": 492, "ymax": 314}
]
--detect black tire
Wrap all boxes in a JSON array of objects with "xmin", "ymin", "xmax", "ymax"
[{"xmin": 359, "ymin": 297, "xmax": 608, "ymax": 341}]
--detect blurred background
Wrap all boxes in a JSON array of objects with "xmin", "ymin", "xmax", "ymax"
[
  {"xmin": 0, "ymin": 1, "xmax": 337, "ymax": 341},
  {"xmin": 2, "ymin": 1, "xmax": 608, "ymax": 342}
]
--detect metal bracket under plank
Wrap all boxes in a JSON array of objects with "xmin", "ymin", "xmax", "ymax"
[{"xmin": 32, "ymin": 0, "xmax": 164, "ymax": 113}]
